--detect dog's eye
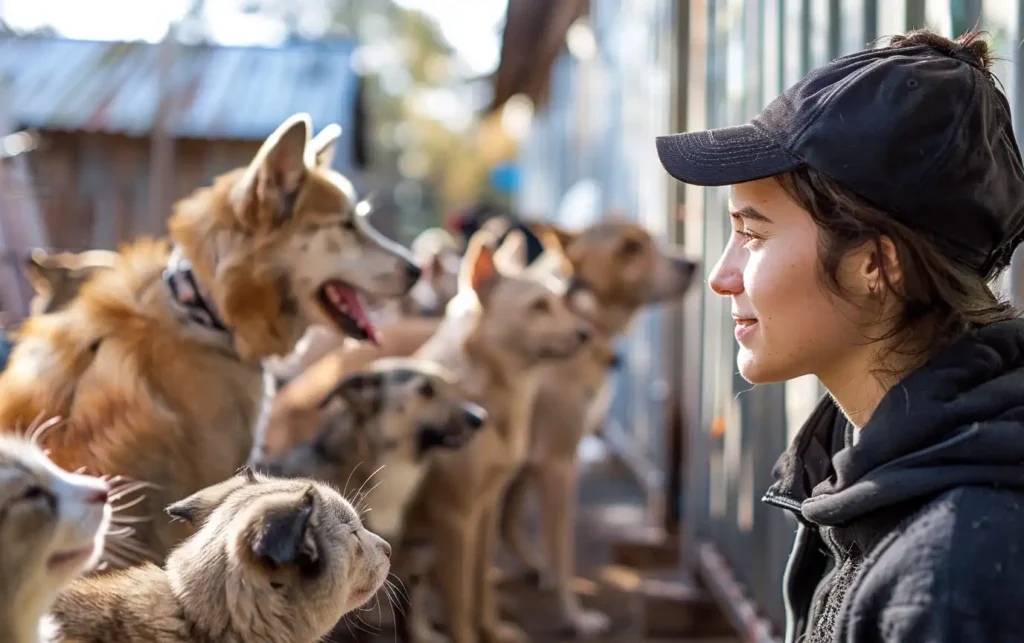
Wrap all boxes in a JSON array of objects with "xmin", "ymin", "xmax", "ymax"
[
  {"xmin": 619, "ymin": 238, "xmax": 643, "ymax": 256},
  {"xmin": 419, "ymin": 381, "xmax": 435, "ymax": 399},
  {"xmin": 530, "ymin": 299, "xmax": 551, "ymax": 314}
]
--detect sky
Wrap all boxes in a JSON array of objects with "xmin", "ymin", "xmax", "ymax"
[{"xmin": 0, "ymin": 0, "xmax": 508, "ymax": 76}]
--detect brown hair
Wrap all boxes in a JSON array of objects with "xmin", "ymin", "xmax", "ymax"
[
  {"xmin": 775, "ymin": 164, "xmax": 1017, "ymax": 364},
  {"xmin": 774, "ymin": 30, "xmax": 1019, "ymax": 368}
]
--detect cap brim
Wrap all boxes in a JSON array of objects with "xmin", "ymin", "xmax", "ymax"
[{"xmin": 656, "ymin": 123, "xmax": 800, "ymax": 187}]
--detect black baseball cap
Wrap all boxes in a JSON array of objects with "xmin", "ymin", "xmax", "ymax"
[{"xmin": 656, "ymin": 32, "xmax": 1024, "ymax": 277}]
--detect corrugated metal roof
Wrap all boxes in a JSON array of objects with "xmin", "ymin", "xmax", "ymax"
[{"xmin": 0, "ymin": 36, "xmax": 359, "ymax": 140}]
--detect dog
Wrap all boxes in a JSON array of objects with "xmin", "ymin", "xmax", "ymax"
[
  {"xmin": 258, "ymin": 316, "xmax": 445, "ymax": 461},
  {"xmin": 23, "ymin": 248, "xmax": 119, "ymax": 316},
  {"xmin": 393, "ymin": 229, "xmax": 590, "ymax": 643},
  {"xmin": 0, "ymin": 114, "xmax": 420, "ymax": 567},
  {"xmin": 257, "ymin": 357, "xmax": 487, "ymax": 542},
  {"xmin": 497, "ymin": 218, "xmax": 697, "ymax": 636}
]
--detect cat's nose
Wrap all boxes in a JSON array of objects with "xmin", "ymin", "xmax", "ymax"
[
  {"xmin": 86, "ymin": 488, "xmax": 109, "ymax": 505},
  {"xmin": 379, "ymin": 540, "xmax": 392, "ymax": 559}
]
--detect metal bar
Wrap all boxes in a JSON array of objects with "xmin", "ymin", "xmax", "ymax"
[
  {"xmin": 906, "ymin": 0, "xmax": 926, "ymax": 30},
  {"xmin": 697, "ymin": 542, "xmax": 782, "ymax": 643},
  {"xmin": 864, "ymin": 0, "xmax": 879, "ymax": 44},
  {"xmin": 950, "ymin": 0, "xmax": 983, "ymax": 35},
  {"xmin": 827, "ymin": 0, "xmax": 841, "ymax": 60}
]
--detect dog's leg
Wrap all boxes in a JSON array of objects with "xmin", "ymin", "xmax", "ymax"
[
  {"xmin": 430, "ymin": 514, "xmax": 481, "ymax": 643},
  {"xmin": 476, "ymin": 504, "xmax": 530, "ymax": 643},
  {"xmin": 497, "ymin": 468, "xmax": 546, "ymax": 586},
  {"xmin": 394, "ymin": 539, "xmax": 449, "ymax": 643},
  {"xmin": 536, "ymin": 459, "xmax": 611, "ymax": 637}
]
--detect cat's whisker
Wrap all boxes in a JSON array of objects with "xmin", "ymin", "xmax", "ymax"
[{"xmin": 109, "ymin": 495, "xmax": 147, "ymax": 514}]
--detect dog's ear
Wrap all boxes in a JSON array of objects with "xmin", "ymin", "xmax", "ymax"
[
  {"xmin": 325, "ymin": 371, "xmax": 384, "ymax": 416},
  {"xmin": 459, "ymin": 231, "xmax": 500, "ymax": 303},
  {"xmin": 23, "ymin": 249, "xmax": 60, "ymax": 294},
  {"xmin": 166, "ymin": 471, "xmax": 255, "ymax": 527},
  {"xmin": 527, "ymin": 221, "xmax": 578, "ymax": 258},
  {"xmin": 308, "ymin": 123, "xmax": 342, "ymax": 170},
  {"xmin": 231, "ymin": 113, "xmax": 311, "ymax": 229},
  {"xmin": 493, "ymin": 229, "xmax": 528, "ymax": 276}
]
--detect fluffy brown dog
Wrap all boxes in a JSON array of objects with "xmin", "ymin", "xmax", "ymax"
[{"xmin": 0, "ymin": 114, "xmax": 419, "ymax": 567}]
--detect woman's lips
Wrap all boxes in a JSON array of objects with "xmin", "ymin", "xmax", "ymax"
[{"xmin": 732, "ymin": 316, "xmax": 758, "ymax": 342}]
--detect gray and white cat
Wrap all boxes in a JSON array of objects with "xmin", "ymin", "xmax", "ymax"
[{"xmin": 0, "ymin": 434, "xmax": 110, "ymax": 643}]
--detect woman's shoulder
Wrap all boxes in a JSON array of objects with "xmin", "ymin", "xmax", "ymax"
[{"xmin": 850, "ymin": 486, "xmax": 1024, "ymax": 624}]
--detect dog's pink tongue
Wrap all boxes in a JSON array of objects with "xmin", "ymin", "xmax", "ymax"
[{"xmin": 336, "ymin": 286, "xmax": 379, "ymax": 346}]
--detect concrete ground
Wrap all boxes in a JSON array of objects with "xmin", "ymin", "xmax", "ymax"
[{"xmin": 329, "ymin": 437, "xmax": 737, "ymax": 643}]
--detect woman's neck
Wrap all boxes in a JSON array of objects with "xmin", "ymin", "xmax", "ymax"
[{"xmin": 818, "ymin": 337, "xmax": 927, "ymax": 431}]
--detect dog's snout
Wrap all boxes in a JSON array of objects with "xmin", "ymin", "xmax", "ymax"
[
  {"xmin": 675, "ymin": 257, "xmax": 698, "ymax": 279},
  {"xmin": 576, "ymin": 327, "xmax": 591, "ymax": 344},
  {"xmin": 404, "ymin": 261, "xmax": 422, "ymax": 288},
  {"xmin": 463, "ymin": 404, "xmax": 487, "ymax": 430},
  {"xmin": 609, "ymin": 352, "xmax": 623, "ymax": 370}
]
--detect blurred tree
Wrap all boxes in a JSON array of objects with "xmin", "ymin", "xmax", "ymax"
[{"xmin": 189, "ymin": 0, "xmax": 498, "ymax": 240}]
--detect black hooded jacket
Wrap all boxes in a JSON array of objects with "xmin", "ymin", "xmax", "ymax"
[{"xmin": 764, "ymin": 319, "xmax": 1024, "ymax": 642}]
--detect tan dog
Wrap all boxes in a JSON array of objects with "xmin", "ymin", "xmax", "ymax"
[
  {"xmin": 498, "ymin": 219, "xmax": 697, "ymax": 636},
  {"xmin": 397, "ymin": 230, "xmax": 591, "ymax": 643},
  {"xmin": 0, "ymin": 114, "xmax": 419, "ymax": 567},
  {"xmin": 46, "ymin": 469, "xmax": 392, "ymax": 643},
  {"xmin": 23, "ymin": 248, "xmax": 119, "ymax": 316},
  {"xmin": 257, "ymin": 357, "xmax": 487, "ymax": 541}
]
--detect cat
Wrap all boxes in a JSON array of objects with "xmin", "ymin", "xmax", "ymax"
[
  {"xmin": 0, "ymin": 433, "xmax": 111, "ymax": 643},
  {"xmin": 45, "ymin": 468, "xmax": 392, "ymax": 643}
]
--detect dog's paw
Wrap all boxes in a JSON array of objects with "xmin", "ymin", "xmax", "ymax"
[
  {"xmin": 480, "ymin": 620, "xmax": 530, "ymax": 643},
  {"xmin": 566, "ymin": 609, "xmax": 611, "ymax": 638}
]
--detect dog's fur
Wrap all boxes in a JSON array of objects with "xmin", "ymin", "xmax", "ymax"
[
  {"xmin": 0, "ymin": 434, "xmax": 110, "ymax": 643},
  {"xmin": 23, "ymin": 249, "xmax": 119, "ymax": 316},
  {"xmin": 259, "ymin": 317, "xmax": 444, "ymax": 460},
  {"xmin": 497, "ymin": 220, "xmax": 697, "ymax": 635},
  {"xmin": 397, "ymin": 231, "xmax": 590, "ymax": 643},
  {"xmin": 45, "ymin": 470, "xmax": 391, "ymax": 643},
  {"xmin": 257, "ymin": 357, "xmax": 486, "ymax": 541},
  {"xmin": 0, "ymin": 114, "xmax": 418, "ymax": 566}
]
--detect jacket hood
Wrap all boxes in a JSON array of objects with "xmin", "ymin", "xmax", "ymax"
[{"xmin": 766, "ymin": 319, "xmax": 1024, "ymax": 526}]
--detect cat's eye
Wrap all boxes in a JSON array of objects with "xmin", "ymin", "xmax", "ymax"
[
  {"xmin": 341, "ymin": 219, "xmax": 357, "ymax": 232},
  {"xmin": 530, "ymin": 298, "xmax": 551, "ymax": 314},
  {"xmin": 21, "ymin": 485, "xmax": 54, "ymax": 509}
]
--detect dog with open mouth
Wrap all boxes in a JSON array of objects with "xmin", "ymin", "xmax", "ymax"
[{"xmin": 0, "ymin": 113, "xmax": 420, "ymax": 568}]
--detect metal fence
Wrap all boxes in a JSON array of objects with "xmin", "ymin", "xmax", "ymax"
[
  {"xmin": 681, "ymin": 0, "xmax": 1024, "ymax": 636},
  {"xmin": 518, "ymin": 0, "xmax": 1024, "ymax": 638}
]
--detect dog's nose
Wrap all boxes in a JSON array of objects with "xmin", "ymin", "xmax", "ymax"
[
  {"xmin": 609, "ymin": 352, "xmax": 623, "ymax": 370},
  {"xmin": 404, "ymin": 261, "xmax": 422, "ymax": 287},
  {"xmin": 675, "ymin": 257, "xmax": 698, "ymax": 279},
  {"xmin": 464, "ymin": 405, "xmax": 487, "ymax": 430},
  {"xmin": 576, "ymin": 327, "xmax": 591, "ymax": 344}
]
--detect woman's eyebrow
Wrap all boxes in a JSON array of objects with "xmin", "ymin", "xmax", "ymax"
[{"xmin": 729, "ymin": 205, "xmax": 773, "ymax": 224}]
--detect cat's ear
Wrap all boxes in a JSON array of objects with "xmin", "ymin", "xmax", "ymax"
[
  {"xmin": 166, "ymin": 468, "xmax": 256, "ymax": 526},
  {"xmin": 251, "ymin": 487, "xmax": 318, "ymax": 568}
]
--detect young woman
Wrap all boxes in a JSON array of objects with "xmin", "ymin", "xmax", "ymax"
[{"xmin": 658, "ymin": 30, "xmax": 1024, "ymax": 642}]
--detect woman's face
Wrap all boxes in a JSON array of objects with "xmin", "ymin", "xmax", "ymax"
[{"xmin": 709, "ymin": 177, "xmax": 877, "ymax": 384}]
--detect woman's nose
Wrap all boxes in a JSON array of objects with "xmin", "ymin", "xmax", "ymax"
[{"xmin": 708, "ymin": 246, "xmax": 744, "ymax": 296}]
